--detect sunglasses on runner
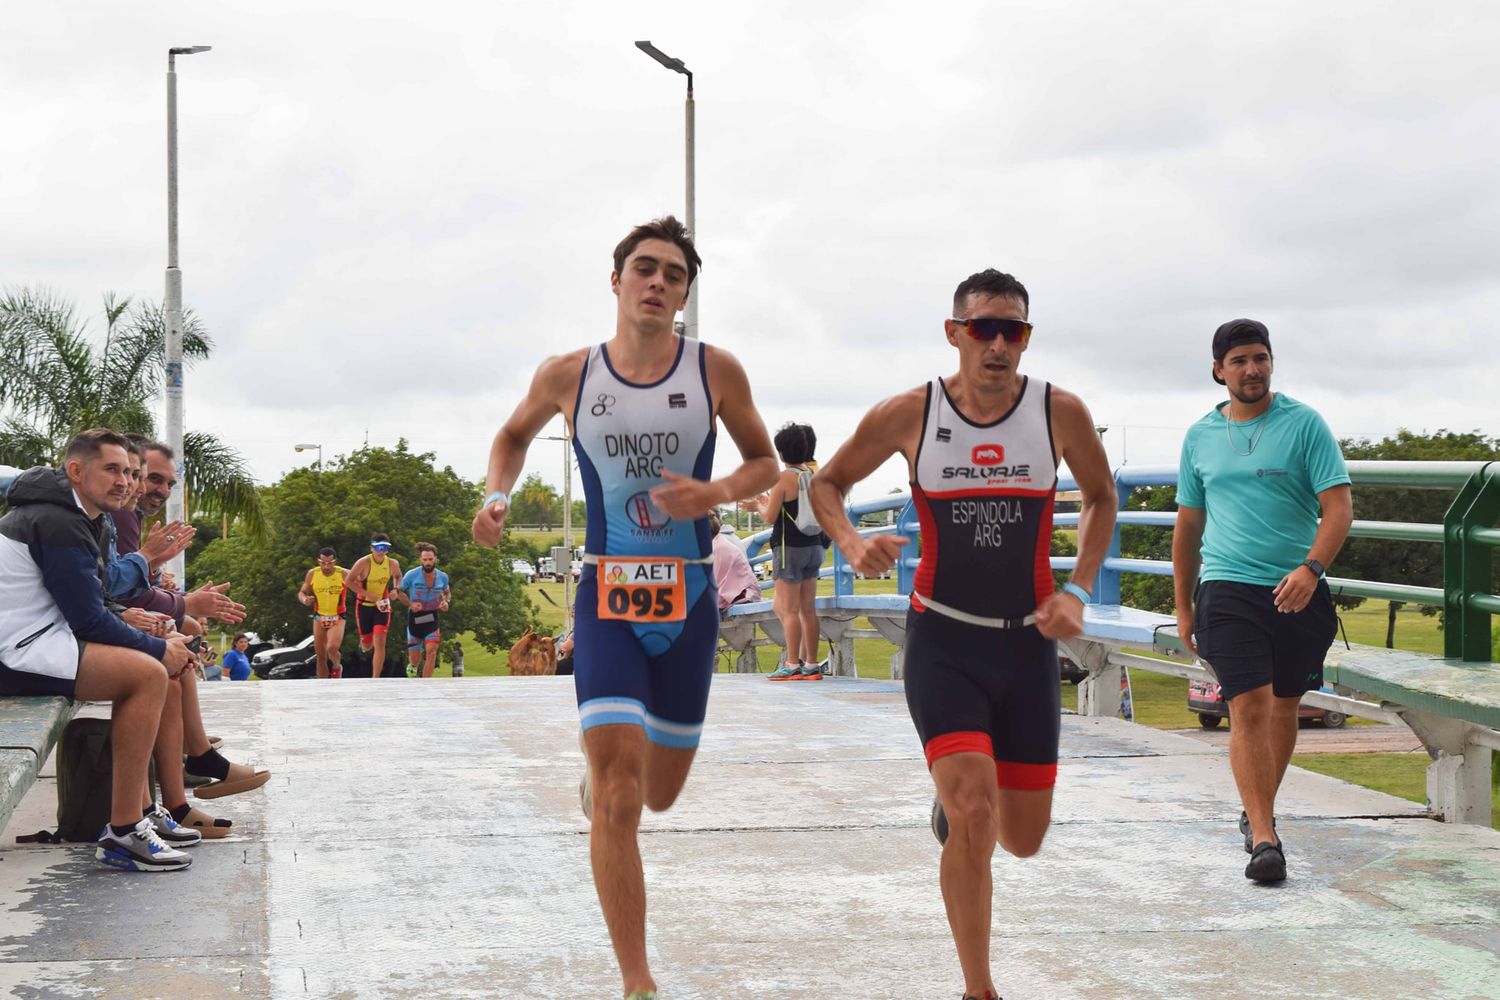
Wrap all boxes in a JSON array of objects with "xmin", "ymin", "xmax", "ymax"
[
  {"xmin": 949, "ymin": 317, "xmax": 1033, "ymax": 344},
  {"xmin": 370, "ymin": 542, "xmax": 391, "ymax": 551}
]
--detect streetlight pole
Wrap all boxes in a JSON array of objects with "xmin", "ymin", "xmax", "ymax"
[
  {"xmin": 634, "ymin": 40, "xmax": 696, "ymax": 339},
  {"xmin": 539, "ymin": 433, "xmax": 575, "ymax": 630},
  {"xmin": 294, "ymin": 443, "xmax": 323, "ymax": 470},
  {"xmin": 164, "ymin": 44, "xmax": 211, "ymax": 583}
]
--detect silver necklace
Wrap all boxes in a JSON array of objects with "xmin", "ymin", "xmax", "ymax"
[{"xmin": 1225, "ymin": 405, "xmax": 1271, "ymax": 456}]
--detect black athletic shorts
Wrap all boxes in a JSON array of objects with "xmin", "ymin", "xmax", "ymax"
[
  {"xmin": 903, "ymin": 607, "xmax": 1061, "ymax": 791},
  {"xmin": 356, "ymin": 603, "xmax": 391, "ymax": 639},
  {"xmin": 1194, "ymin": 579, "xmax": 1338, "ymax": 702}
]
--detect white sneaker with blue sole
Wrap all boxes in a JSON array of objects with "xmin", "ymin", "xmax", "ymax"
[{"xmin": 96, "ymin": 818, "xmax": 193, "ymax": 872}]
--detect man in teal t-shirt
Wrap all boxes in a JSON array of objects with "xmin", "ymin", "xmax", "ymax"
[{"xmin": 1172, "ymin": 318, "xmax": 1352, "ymax": 885}]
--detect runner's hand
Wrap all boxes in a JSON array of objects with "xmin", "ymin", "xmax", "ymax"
[
  {"xmin": 298, "ymin": 593, "xmax": 311, "ymax": 606},
  {"xmin": 1175, "ymin": 609, "xmax": 1197, "ymax": 658},
  {"xmin": 649, "ymin": 470, "xmax": 719, "ymax": 519},
  {"xmin": 472, "ymin": 496, "xmax": 508, "ymax": 547},
  {"xmin": 844, "ymin": 534, "xmax": 907, "ymax": 578},
  {"xmin": 1033, "ymin": 591, "xmax": 1084, "ymax": 640}
]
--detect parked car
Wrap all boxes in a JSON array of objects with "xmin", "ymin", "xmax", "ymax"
[
  {"xmin": 509, "ymin": 559, "xmax": 536, "ymax": 583},
  {"xmin": 1187, "ymin": 678, "xmax": 1346, "ymax": 729},
  {"xmin": 250, "ymin": 634, "xmax": 316, "ymax": 679},
  {"xmin": 1059, "ymin": 651, "xmax": 1086, "ymax": 685}
]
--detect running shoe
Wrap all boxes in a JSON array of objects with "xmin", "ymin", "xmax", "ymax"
[
  {"xmin": 931, "ymin": 796, "xmax": 949, "ymax": 846},
  {"xmin": 768, "ymin": 663, "xmax": 800, "ymax": 681},
  {"xmin": 96, "ymin": 818, "xmax": 193, "ymax": 872},
  {"xmin": 405, "ymin": 662, "xmax": 417, "ymax": 678},
  {"xmin": 1245, "ymin": 841, "xmax": 1287, "ymax": 883},
  {"xmin": 145, "ymin": 802, "xmax": 203, "ymax": 847},
  {"xmin": 795, "ymin": 663, "xmax": 823, "ymax": 680}
]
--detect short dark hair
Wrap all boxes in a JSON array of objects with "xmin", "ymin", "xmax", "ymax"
[
  {"xmin": 953, "ymin": 269, "xmax": 1030, "ymax": 317},
  {"xmin": 63, "ymin": 428, "xmax": 131, "ymax": 464},
  {"xmin": 708, "ymin": 512, "xmax": 722, "ymax": 534},
  {"xmin": 233, "ymin": 632, "xmax": 247, "ymax": 643},
  {"xmin": 140, "ymin": 438, "xmax": 173, "ymax": 461},
  {"xmin": 415, "ymin": 542, "xmax": 436, "ymax": 555},
  {"xmin": 773, "ymin": 423, "xmax": 817, "ymax": 465},
  {"xmin": 122, "ymin": 432, "xmax": 150, "ymax": 459},
  {"xmin": 612, "ymin": 216, "xmax": 702, "ymax": 290},
  {"xmin": 370, "ymin": 533, "xmax": 390, "ymax": 544},
  {"xmin": 318, "ymin": 546, "xmax": 336, "ymax": 558}
]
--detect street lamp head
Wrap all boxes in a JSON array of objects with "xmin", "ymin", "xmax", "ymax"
[
  {"xmin": 635, "ymin": 40, "xmax": 689, "ymax": 75},
  {"xmin": 170, "ymin": 46, "xmax": 213, "ymax": 55},
  {"xmin": 294, "ymin": 443, "xmax": 320, "ymax": 452}
]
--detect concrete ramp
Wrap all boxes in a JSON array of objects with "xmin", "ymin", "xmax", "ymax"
[{"xmin": 1, "ymin": 675, "xmax": 1497, "ymax": 999}]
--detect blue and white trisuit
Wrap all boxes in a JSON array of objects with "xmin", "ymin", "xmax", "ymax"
[{"xmin": 571, "ymin": 336, "xmax": 719, "ymax": 749}]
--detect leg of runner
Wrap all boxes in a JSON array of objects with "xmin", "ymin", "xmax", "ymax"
[
  {"xmin": 327, "ymin": 620, "xmax": 345, "ymax": 677},
  {"xmin": 370, "ymin": 623, "xmax": 388, "ymax": 679},
  {"xmin": 421, "ymin": 638, "xmax": 440, "ymax": 679},
  {"xmin": 932, "ymin": 751, "xmax": 1001, "ymax": 1000},
  {"xmin": 585, "ymin": 723, "xmax": 658, "ymax": 997},
  {"xmin": 314, "ymin": 623, "xmax": 332, "ymax": 679}
]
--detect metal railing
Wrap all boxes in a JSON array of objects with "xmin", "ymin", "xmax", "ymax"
[{"xmin": 744, "ymin": 460, "xmax": 1499, "ymax": 662}]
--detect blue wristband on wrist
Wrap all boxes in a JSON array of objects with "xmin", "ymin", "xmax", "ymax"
[
  {"xmin": 1061, "ymin": 582, "xmax": 1092, "ymax": 605},
  {"xmin": 484, "ymin": 490, "xmax": 509, "ymax": 509}
]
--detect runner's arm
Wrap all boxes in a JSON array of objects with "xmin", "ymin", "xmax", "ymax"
[
  {"xmin": 297, "ymin": 569, "xmax": 315, "ymax": 606},
  {"xmin": 345, "ymin": 558, "xmax": 370, "ymax": 602},
  {"xmin": 809, "ymin": 389, "xmax": 923, "ymax": 575},
  {"xmin": 651, "ymin": 346, "xmax": 777, "ymax": 518},
  {"xmin": 1052, "ymin": 389, "xmax": 1117, "ymax": 591},
  {"xmin": 474, "ymin": 351, "xmax": 585, "ymax": 547}
]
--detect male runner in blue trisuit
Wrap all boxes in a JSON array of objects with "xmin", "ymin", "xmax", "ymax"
[
  {"xmin": 811, "ymin": 269, "xmax": 1117, "ymax": 1000},
  {"xmin": 395, "ymin": 542, "xmax": 451, "ymax": 678},
  {"xmin": 473, "ymin": 216, "xmax": 777, "ymax": 999}
]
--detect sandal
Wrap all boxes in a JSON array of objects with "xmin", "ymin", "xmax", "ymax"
[
  {"xmin": 179, "ymin": 805, "xmax": 234, "ymax": 839},
  {"xmin": 193, "ymin": 763, "xmax": 272, "ymax": 800}
]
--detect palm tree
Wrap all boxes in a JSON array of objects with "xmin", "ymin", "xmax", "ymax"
[{"xmin": 0, "ymin": 286, "xmax": 265, "ymax": 536}]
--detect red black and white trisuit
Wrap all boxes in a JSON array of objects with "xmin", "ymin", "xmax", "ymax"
[{"xmin": 904, "ymin": 375, "xmax": 1062, "ymax": 791}]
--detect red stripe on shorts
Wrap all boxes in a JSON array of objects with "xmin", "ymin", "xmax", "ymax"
[
  {"xmin": 924, "ymin": 731, "xmax": 993, "ymax": 768},
  {"xmin": 996, "ymin": 760, "xmax": 1057, "ymax": 791}
]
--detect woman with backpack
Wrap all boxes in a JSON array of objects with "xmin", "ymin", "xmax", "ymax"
[{"xmin": 753, "ymin": 422, "xmax": 829, "ymax": 680}]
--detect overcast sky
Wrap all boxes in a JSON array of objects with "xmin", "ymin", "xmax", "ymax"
[{"xmin": 4, "ymin": 1, "xmax": 1496, "ymax": 505}]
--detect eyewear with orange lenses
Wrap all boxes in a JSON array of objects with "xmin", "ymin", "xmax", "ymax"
[{"xmin": 950, "ymin": 317, "xmax": 1033, "ymax": 344}]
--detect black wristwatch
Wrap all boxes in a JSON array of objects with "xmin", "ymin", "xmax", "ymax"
[{"xmin": 1300, "ymin": 558, "xmax": 1324, "ymax": 578}]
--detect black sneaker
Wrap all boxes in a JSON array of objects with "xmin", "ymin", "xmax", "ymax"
[
  {"xmin": 1245, "ymin": 841, "xmax": 1286, "ymax": 883},
  {"xmin": 1239, "ymin": 810, "xmax": 1277, "ymax": 854},
  {"xmin": 931, "ymin": 797, "xmax": 948, "ymax": 846}
]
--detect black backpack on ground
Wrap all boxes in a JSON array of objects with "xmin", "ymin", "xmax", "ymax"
[{"xmin": 18, "ymin": 718, "xmax": 155, "ymax": 844}]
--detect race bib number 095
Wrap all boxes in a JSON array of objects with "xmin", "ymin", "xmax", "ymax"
[{"xmin": 597, "ymin": 557, "xmax": 687, "ymax": 623}]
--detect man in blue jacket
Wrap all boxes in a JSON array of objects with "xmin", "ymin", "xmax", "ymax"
[{"xmin": 0, "ymin": 429, "xmax": 197, "ymax": 871}]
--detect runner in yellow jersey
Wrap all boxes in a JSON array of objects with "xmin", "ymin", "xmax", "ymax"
[
  {"xmin": 297, "ymin": 546, "xmax": 348, "ymax": 679},
  {"xmin": 345, "ymin": 534, "xmax": 402, "ymax": 679}
]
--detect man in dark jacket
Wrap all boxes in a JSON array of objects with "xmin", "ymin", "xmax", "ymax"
[{"xmin": 0, "ymin": 429, "xmax": 196, "ymax": 871}]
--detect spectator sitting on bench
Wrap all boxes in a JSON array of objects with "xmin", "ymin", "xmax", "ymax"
[
  {"xmin": 709, "ymin": 513, "xmax": 761, "ymax": 614},
  {"xmin": 107, "ymin": 437, "xmax": 268, "ymax": 822},
  {"xmin": 0, "ymin": 428, "xmax": 196, "ymax": 871}
]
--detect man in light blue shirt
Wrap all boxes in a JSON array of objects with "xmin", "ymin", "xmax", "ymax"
[{"xmin": 1172, "ymin": 319, "xmax": 1352, "ymax": 884}]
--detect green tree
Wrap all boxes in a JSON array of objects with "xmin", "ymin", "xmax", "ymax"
[
  {"xmin": 509, "ymin": 472, "xmax": 561, "ymax": 529},
  {"xmin": 0, "ymin": 286, "xmax": 264, "ymax": 535},
  {"xmin": 1337, "ymin": 430, "xmax": 1500, "ymax": 647},
  {"xmin": 191, "ymin": 442, "xmax": 537, "ymax": 663},
  {"xmin": 1117, "ymin": 485, "xmax": 1177, "ymax": 614}
]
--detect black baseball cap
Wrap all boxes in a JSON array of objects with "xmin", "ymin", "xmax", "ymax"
[{"xmin": 1212, "ymin": 319, "xmax": 1272, "ymax": 385}]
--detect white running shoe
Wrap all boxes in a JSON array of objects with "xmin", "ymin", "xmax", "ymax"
[
  {"xmin": 96, "ymin": 818, "xmax": 193, "ymax": 872},
  {"xmin": 578, "ymin": 729, "xmax": 593, "ymax": 821}
]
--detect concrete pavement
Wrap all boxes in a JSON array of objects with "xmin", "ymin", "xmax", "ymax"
[{"xmin": 1, "ymin": 675, "xmax": 1498, "ymax": 999}]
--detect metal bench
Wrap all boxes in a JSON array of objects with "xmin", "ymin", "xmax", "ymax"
[{"xmin": 0, "ymin": 695, "xmax": 78, "ymax": 836}]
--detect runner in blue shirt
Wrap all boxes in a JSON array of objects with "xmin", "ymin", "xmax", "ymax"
[
  {"xmin": 395, "ymin": 542, "xmax": 451, "ymax": 678},
  {"xmin": 1172, "ymin": 319, "xmax": 1352, "ymax": 885}
]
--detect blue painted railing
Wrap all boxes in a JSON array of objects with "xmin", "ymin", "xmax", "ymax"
[{"xmin": 743, "ymin": 461, "xmax": 1499, "ymax": 660}]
